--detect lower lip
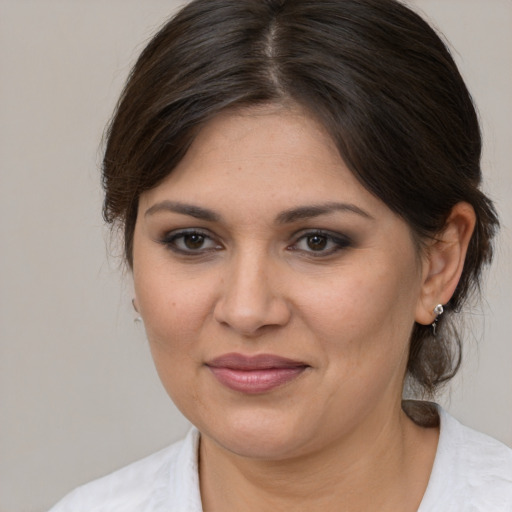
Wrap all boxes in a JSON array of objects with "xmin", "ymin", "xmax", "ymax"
[{"xmin": 208, "ymin": 366, "xmax": 307, "ymax": 394}]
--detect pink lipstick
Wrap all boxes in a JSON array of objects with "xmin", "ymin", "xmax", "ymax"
[{"xmin": 206, "ymin": 353, "xmax": 309, "ymax": 394}]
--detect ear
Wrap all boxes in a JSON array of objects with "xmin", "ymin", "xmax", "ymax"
[{"xmin": 415, "ymin": 202, "xmax": 476, "ymax": 326}]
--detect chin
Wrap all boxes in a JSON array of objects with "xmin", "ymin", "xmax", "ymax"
[{"xmin": 198, "ymin": 409, "xmax": 315, "ymax": 460}]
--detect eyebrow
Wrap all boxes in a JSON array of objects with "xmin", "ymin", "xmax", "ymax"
[
  {"xmin": 144, "ymin": 200, "xmax": 373, "ymax": 224},
  {"xmin": 275, "ymin": 202, "xmax": 374, "ymax": 224},
  {"xmin": 145, "ymin": 200, "xmax": 221, "ymax": 222}
]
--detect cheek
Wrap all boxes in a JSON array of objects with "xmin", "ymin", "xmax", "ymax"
[
  {"xmin": 295, "ymin": 254, "xmax": 421, "ymax": 360},
  {"xmin": 135, "ymin": 272, "xmax": 216, "ymax": 411},
  {"xmin": 137, "ymin": 273, "xmax": 215, "ymax": 349},
  {"xmin": 132, "ymin": 249, "xmax": 218, "ymax": 380}
]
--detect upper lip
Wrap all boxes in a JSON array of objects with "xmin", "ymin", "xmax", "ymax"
[{"xmin": 206, "ymin": 353, "xmax": 309, "ymax": 370}]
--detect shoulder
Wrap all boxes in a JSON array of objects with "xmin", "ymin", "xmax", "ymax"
[
  {"xmin": 419, "ymin": 406, "xmax": 512, "ymax": 511},
  {"xmin": 48, "ymin": 428, "xmax": 202, "ymax": 512}
]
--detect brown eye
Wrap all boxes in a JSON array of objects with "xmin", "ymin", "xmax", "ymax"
[
  {"xmin": 306, "ymin": 235, "xmax": 328, "ymax": 251},
  {"xmin": 161, "ymin": 230, "xmax": 221, "ymax": 254},
  {"xmin": 183, "ymin": 233, "xmax": 205, "ymax": 249},
  {"xmin": 291, "ymin": 231, "xmax": 352, "ymax": 257}
]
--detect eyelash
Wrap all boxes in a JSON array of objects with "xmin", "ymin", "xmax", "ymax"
[
  {"xmin": 159, "ymin": 229, "xmax": 352, "ymax": 257},
  {"xmin": 290, "ymin": 230, "xmax": 352, "ymax": 257},
  {"xmin": 159, "ymin": 229, "xmax": 222, "ymax": 255}
]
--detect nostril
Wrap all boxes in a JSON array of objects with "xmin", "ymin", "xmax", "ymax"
[{"xmin": 214, "ymin": 297, "xmax": 291, "ymax": 336}]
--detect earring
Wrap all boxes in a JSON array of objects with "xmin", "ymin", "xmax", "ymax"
[
  {"xmin": 431, "ymin": 304, "xmax": 444, "ymax": 336},
  {"xmin": 132, "ymin": 298, "xmax": 142, "ymax": 324}
]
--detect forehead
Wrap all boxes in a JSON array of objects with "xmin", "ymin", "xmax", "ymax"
[{"xmin": 139, "ymin": 106, "xmax": 390, "ymax": 221}]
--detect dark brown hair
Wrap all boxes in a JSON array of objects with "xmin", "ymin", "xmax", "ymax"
[{"xmin": 102, "ymin": 0, "xmax": 498, "ymax": 407}]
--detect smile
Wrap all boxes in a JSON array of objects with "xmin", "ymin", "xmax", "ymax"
[{"xmin": 205, "ymin": 353, "xmax": 310, "ymax": 394}]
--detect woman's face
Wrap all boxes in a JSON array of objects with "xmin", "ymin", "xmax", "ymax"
[{"xmin": 133, "ymin": 106, "xmax": 428, "ymax": 459}]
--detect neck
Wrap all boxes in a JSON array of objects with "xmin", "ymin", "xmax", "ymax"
[{"xmin": 199, "ymin": 404, "xmax": 439, "ymax": 512}]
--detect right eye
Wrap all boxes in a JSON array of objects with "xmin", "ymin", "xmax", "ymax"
[{"xmin": 160, "ymin": 229, "xmax": 222, "ymax": 255}]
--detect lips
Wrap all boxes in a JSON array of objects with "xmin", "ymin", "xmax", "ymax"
[{"xmin": 205, "ymin": 353, "xmax": 309, "ymax": 394}]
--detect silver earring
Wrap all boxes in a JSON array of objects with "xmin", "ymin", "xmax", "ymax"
[
  {"xmin": 431, "ymin": 304, "xmax": 444, "ymax": 336},
  {"xmin": 132, "ymin": 298, "xmax": 142, "ymax": 324}
]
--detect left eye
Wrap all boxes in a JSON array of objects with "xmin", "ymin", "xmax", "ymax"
[
  {"xmin": 292, "ymin": 232, "xmax": 351, "ymax": 255},
  {"xmin": 161, "ymin": 230, "xmax": 221, "ymax": 254}
]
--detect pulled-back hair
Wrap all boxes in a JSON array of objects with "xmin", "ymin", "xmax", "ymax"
[{"xmin": 102, "ymin": 0, "xmax": 498, "ymax": 408}]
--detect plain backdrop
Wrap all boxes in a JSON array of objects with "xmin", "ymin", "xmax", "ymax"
[{"xmin": 0, "ymin": 1, "xmax": 510, "ymax": 511}]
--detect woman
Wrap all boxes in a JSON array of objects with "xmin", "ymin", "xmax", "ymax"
[{"xmin": 50, "ymin": 0, "xmax": 512, "ymax": 510}]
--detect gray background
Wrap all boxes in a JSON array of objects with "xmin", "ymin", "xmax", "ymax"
[{"xmin": 1, "ymin": 1, "xmax": 510, "ymax": 511}]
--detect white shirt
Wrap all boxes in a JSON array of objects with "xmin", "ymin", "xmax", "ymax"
[{"xmin": 49, "ymin": 407, "xmax": 512, "ymax": 511}]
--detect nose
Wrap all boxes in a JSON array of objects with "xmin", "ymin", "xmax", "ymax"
[{"xmin": 213, "ymin": 249, "xmax": 291, "ymax": 336}]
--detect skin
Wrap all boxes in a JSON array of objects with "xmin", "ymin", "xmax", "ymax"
[{"xmin": 132, "ymin": 105, "xmax": 475, "ymax": 511}]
